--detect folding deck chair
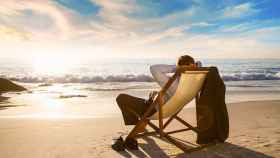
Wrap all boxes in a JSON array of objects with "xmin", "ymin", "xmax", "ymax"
[{"xmin": 124, "ymin": 67, "xmax": 210, "ymax": 152}]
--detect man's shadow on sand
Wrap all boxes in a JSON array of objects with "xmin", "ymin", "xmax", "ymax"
[{"xmin": 118, "ymin": 136, "xmax": 273, "ymax": 158}]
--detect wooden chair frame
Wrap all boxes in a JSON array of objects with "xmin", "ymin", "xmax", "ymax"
[{"xmin": 124, "ymin": 67, "xmax": 211, "ymax": 153}]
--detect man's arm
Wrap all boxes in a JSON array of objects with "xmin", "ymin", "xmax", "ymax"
[
  {"xmin": 150, "ymin": 61, "xmax": 202, "ymax": 99},
  {"xmin": 150, "ymin": 64, "xmax": 176, "ymax": 87},
  {"xmin": 150, "ymin": 64, "xmax": 177, "ymax": 97}
]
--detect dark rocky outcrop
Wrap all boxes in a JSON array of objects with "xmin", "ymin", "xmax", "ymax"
[{"xmin": 0, "ymin": 78, "xmax": 26, "ymax": 94}]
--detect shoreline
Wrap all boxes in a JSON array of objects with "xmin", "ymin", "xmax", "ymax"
[{"xmin": 0, "ymin": 99, "xmax": 279, "ymax": 119}]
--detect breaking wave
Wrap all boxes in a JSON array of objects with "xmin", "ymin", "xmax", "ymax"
[
  {"xmin": 222, "ymin": 72, "xmax": 280, "ymax": 81},
  {"xmin": 8, "ymin": 74, "xmax": 154, "ymax": 83},
  {"xmin": 4, "ymin": 72, "xmax": 280, "ymax": 83}
]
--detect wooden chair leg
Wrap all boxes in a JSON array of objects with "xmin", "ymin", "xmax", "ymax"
[
  {"xmin": 158, "ymin": 109, "xmax": 164, "ymax": 138},
  {"xmin": 163, "ymin": 111, "xmax": 180, "ymax": 129},
  {"xmin": 125, "ymin": 95, "xmax": 159, "ymax": 140},
  {"xmin": 175, "ymin": 116, "xmax": 199, "ymax": 133},
  {"xmin": 125, "ymin": 73, "xmax": 177, "ymax": 140},
  {"xmin": 126, "ymin": 119, "xmax": 149, "ymax": 140},
  {"xmin": 164, "ymin": 134, "xmax": 190, "ymax": 152},
  {"xmin": 137, "ymin": 119, "xmax": 149, "ymax": 133},
  {"xmin": 165, "ymin": 135, "xmax": 213, "ymax": 153},
  {"xmin": 148, "ymin": 122, "xmax": 190, "ymax": 152},
  {"xmin": 158, "ymin": 92, "xmax": 164, "ymax": 138}
]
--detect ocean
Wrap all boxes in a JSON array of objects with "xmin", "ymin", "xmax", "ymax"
[{"xmin": 0, "ymin": 58, "xmax": 280, "ymax": 118}]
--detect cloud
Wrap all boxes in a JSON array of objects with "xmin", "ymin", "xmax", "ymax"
[
  {"xmin": 0, "ymin": 4, "xmax": 20, "ymax": 16},
  {"xmin": 0, "ymin": 0, "xmax": 74, "ymax": 40},
  {"xmin": 222, "ymin": 2, "xmax": 259, "ymax": 19},
  {"xmin": 0, "ymin": 0, "xmax": 213, "ymax": 44},
  {"xmin": 0, "ymin": 25, "xmax": 30, "ymax": 41},
  {"xmin": 191, "ymin": 22, "xmax": 213, "ymax": 27},
  {"xmin": 92, "ymin": 0, "xmax": 139, "ymax": 29},
  {"xmin": 22, "ymin": 1, "xmax": 72, "ymax": 39},
  {"xmin": 0, "ymin": 0, "xmax": 279, "ymax": 59},
  {"xmin": 139, "ymin": 30, "xmax": 280, "ymax": 59},
  {"xmin": 218, "ymin": 23, "xmax": 254, "ymax": 33}
]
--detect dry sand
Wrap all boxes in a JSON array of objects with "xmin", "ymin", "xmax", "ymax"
[{"xmin": 0, "ymin": 100, "xmax": 279, "ymax": 158}]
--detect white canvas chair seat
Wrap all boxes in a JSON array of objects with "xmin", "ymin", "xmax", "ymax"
[{"xmin": 149, "ymin": 70, "xmax": 208, "ymax": 120}]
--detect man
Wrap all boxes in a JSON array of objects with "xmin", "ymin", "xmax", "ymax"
[
  {"xmin": 116, "ymin": 55, "xmax": 197, "ymax": 126},
  {"xmin": 113, "ymin": 55, "xmax": 198, "ymax": 151}
]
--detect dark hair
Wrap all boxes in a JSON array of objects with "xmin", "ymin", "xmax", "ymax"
[{"xmin": 177, "ymin": 55, "xmax": 194, "ymax": 66}]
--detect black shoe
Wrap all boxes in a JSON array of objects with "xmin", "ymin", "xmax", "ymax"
[
  {"xmin": 124, "ymin": 138, "xmax": 139, "ymax": 150},
  {"xmin": 112, "ymin": 136, "xmax": 125, "ymax": 151}
]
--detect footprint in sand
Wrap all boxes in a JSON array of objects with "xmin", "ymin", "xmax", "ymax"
[
  {"xmin": 274, "ymin": 130, "xmax": 280, "ymax": 134},
  {"xmin": 263, "ymin": 143, "xmax": 272, "ymax": 147}
]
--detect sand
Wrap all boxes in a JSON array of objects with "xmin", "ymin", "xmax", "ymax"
[{"xmin": 0, "ymin": 100, "xmax": 279, "ymax": 158}]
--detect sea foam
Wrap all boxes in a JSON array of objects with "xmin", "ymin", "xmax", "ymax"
[{"xmin": 4, "ymin": 71, "xmax": 280, "ymax": 83}]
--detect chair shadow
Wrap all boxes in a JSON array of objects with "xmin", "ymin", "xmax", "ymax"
[
  {"xmin": 176, "ymin": 142, "xmax": 274, "ymax": 158},
  {"xmin": 118, "ymin": 137, "xmax": 273, "ymax": 158},
  {"xmin": 119, "ymin": 135, "xmax": 170, "ymax": 158}
]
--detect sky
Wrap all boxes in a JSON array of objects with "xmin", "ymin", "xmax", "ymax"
[{"xmin": 0, "ymin": 0, "xmax": 280, "ymax": 60}]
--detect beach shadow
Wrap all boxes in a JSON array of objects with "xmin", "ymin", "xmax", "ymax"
[
  {"xmin": 119, "ymin": 135, "xmax": 170, "ymax": 158},
  {"xmin": 175, "ymin": 142, "xmax": 273, "ymax": 158},
  {"xmin": 118, "ymin": 138, "xmax": 273, "ymax": 158}
]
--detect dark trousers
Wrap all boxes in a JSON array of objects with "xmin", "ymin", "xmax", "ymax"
[{"xmin": 116, "ymin": 94, "xmax": 155, "ymax": 125}]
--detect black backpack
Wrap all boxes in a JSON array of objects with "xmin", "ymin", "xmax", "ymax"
[{"xmin": 196, "ymin": 67, "xmax": 229, "ymax": 144}]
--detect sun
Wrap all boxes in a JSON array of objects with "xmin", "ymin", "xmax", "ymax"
[{"xmin": 32, "ymin": 54, "xmax": 74, "ymax": 76}]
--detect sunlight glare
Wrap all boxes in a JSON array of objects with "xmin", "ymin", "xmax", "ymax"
[{"xmin": 32, "ymin": 54, "xmax": 75, "ymax": 76}]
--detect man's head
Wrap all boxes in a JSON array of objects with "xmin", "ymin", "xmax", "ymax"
[{"xmin": 177, "ymin": 55, "xmax": 195, "ymax": 66}]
